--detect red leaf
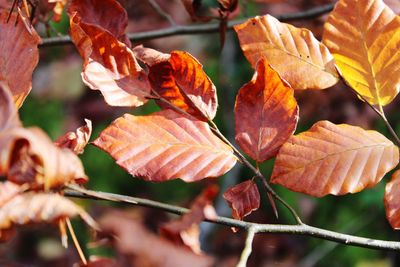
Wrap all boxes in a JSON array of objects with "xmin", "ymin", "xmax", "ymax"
[
  {"xmin": 0, "ymin": 83, "xmax": 21, "ymax": 132},
  {"xmin": 54, "ymin": 119, "xmax": 92, "ymax": 154},
  {"xmin": 223, "ymin": 180, "xmax": 260, "ymax": 220},
  {"xmin": 235, "ymin": 59, "xmax": 299, "ymax": 162},
  {"xmin": 93, "ymin": 109, "xmax": 237, "ymax": 182},
  {"xmin": 385, "ymin": 170, "xmax": 400, "ymax": 229}
]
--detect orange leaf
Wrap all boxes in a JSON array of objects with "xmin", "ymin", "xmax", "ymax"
[
  {"xmin": 70, "ymin": 14, "xmax": 151, "ymax": 107},
  {"xmin": 149, "ymin": 51, "xmax": 218, "ymax": 121},
  {"xmin": 234, "ymin": 59, "xmax": 299, "ymax": 162},
  {"xmin": 271, "ymin": 120, "xmax": 399, "ymax": 197},
  {"xmin": 0, "ymin": 83, "xmax": 21, "ymax": 132},
  {"xmin": 93, "ymin": 109, "xmax": 237, "ymax": 182},
  {"xmin": 234, "ymin": 14, "xmax": 338, "ymax": 90},
  {"xmin": 385, "ymin": 170, "xmax": 400, "ymax": 229},
  {"xmin": 54, "ymin": 119, "xmax": 92, "ymax": 154},
  {"xmin": 0, "ymin": 181, "xmax": 21, "ymax": 207},
  {"xmin": 68, "ymin": 0, "xmax": 130, "ymax": 46},
  {"xmin": 223, "ymin": 180, "xmax": 260, "ymax": 220},
  {"xmin": 0, "ymin": 11, "xmax": 41, "ymax": 107},
  {"xmin": 0, "ymin": 127, "xmax": 87, "ymax": 190}
]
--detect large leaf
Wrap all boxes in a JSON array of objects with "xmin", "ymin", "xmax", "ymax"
[
  {"xmin": 0, "ymin": 83, "xmax": 21, "ymax": 132},
  {"xmin": 235, "ymin": 59, "xmax": 298, "ymax": 162},
  {"xmin": 148, "ymin": 51, "xmax": 218, "ymax": 121},
  {"xmin": 0, "ymin": 11, "xmax": 41, "ymax": 107},
  {"xmin": 70, "ymin": 14, "xmax": 151, "ymax": 107},
  {"xmin": 93, "ymin": 109, "xmax": 237, "ymax": 182},
  {"xmin": 271, "ymin": 120, "xmax": 399, "ymax": 197},
  {"xmin": 323, "ymin": 0, "xmax": 400, "ymax": 106},
  {"xmin": 234, "ymin": 14, "xmax": 338, "ymax": 90},
  {"xmin": 385, "ymin": 170, "xmax": 400, "ymax": 229}
]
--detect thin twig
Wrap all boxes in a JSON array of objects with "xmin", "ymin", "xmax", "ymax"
[
  {"xmin": 64, "ymin": 187, "xmax": 400, "ymax": 251},
  {"xmin": 39, "ymin": 3, "xmax": 335, "ymax": 47},
  {"xmin": 236, "ymin": 226, "xmax": 257, "ymax": 267},
  {"xmin": 147, "ymin": 0, "xmax": 176, "ymax": 26},
  {"xmin": 66, "ymin": 218, "xmax": 87, "ymax": 265}
]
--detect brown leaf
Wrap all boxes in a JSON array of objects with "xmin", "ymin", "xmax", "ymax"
[
  {"xmin": 0, "ymin": 83, "xmax": 21, "ymax": 132},
  {"xmin": 234, "ymin": 14, "xmax": 338, "ymax": 90},
  {"xmin": 68, "ymin": 0, "xmax": 130, "ymax": 46},
  {"xmin": 54, "ymin": 119, "xmax": 92, "ymax": 154},
  {"xmin": 271, "ymin": 121, "xmax": 399, "ymax": 197},
  {"xmin": 234, "ymin": 58, "xmax": 299, "ymax": 162},
  {"xmin": 70, "ymin": 14, "xmax": 151, "ymax": 107},
  {"xmin": 0, "ymin": 192, "xmax": 98, "ymax": 241},
  {"xmin": 132, "ymin": 45, "xmax": 171, "ymax": 67},
  {"xmin": 100, "ymin": 210, "xmax": 214, "ymax": 267},
  {"xmin": 0, "ymin": 11, "xmax": 41, "ymax": 107},
  {"xmin": 0, "ymin": 181, "xmax": 21, "ymax": 207},
  {"xmin": 161, "ymin": 185, "xmax": 218, "ymax": 254},
  {"xmin": 223, "ymin": 180, "xmax": 260, "ymax": 220},
  {"xmin": 149, "ymin": 51, "xmax": 218, "ymax": 121},
  {"xmin": 93, "ymin": 109, "xmax": 237, "ymax": 182},
  {"xmin": 385, "ymin": 170, "xmax": 400, "ymax": 229},
  {"xmin": 0, "ymin": 127, "xmax": 87, "ymax": 189},
  {"xmin": 218, "ymin": 0, "xmax": 238, "ymax": 12}
]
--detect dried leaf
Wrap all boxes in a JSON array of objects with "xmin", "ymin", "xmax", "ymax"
[
  {"xmin": 234, "ymin": 14, "xmax": 338, "ymax": 90},
  {"xmin": 0, "ymin": 127, "xmax": 87, "ymax": 189},
  {"xmin": 161, "ymin": 185, "xmax": 218, "ymax": 254},
  {"xmin": 218, "ymin": 0, "xmax": 238, "ymax": 12},
  {"xmin": 271, "ymin": 120, "xmax": 399, "ymax": 197},
  {"xmin": 70, "ymin": 14, "xmax": 151, "ymax": 107},
  {"xmin": 234, "ymin": 58, "xmax": 299, "ymax": 162},
  {"xmin": 54, "ymin": 119, "xmax": 92, "ymax": 154},
  {"xmin": 0, "ymin": 83, "xmax": 21, "ymax": 132},
  {"xmin": 149, "ymin": 51, "xmax": 218, "ymax": 121},
  {"xmin": 0, "ymin": 181, "xmax": 21, "ymax": 207},
  {"xmin": 0, "ymin": 11, "xmax": 41, "ymax": 107},
  {"xmin": 93, "ymin": 109, "xmax": 237, "ymax": 182},
  {"xmin": 323, "ymin": 0, "xmax": 400, "ymax": 106},
  {"xmin": 68, "ymin": 0, "xmax": 130, "ymax": 46},
  {"xmin": 385, "ymin": 170, "xmax": 400, "ymax": 229},
  {"xmin": 223, "ymin": 180, "xmax": 260, "ymax": 220},
  {"xmin": 132, "ymin": 45, "xmax": 171, "ymax": 67}
]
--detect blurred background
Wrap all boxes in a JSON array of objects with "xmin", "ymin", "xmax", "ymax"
[{"xmin": 2, "ymin": 0, "xmax": 400, "ymax": 266}]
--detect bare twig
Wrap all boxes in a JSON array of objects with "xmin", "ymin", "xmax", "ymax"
[
  {"xmin": 146, "ymin": 0, "xmax": 176, "ymax": 26},
  {"xmin": 66, "ymin": 218, "xmax": 87, "ymax": 265},
  {"xmin": 39, "ymin": 3, "xmax": 335, "ymax": 47},
  {"xmin": 236, "ymin": 226, "xmax": 257, "ymax": 267}
]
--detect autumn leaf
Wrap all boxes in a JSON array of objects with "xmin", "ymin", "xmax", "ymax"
[
  {"xmin": 161, "ymin": 185, "xmax": 218, "ymax": 254},
  {"xmin": 93, "ymin": 109, "xmax": 237, "ymax": 182},
  {"xmin": 69, "ymin": 14, "xmax": 151, "ymax": 107},
  {"xmin": 323, "ymin": 0, "xmax": 400, "ymax": 106},
  {"xmin": 271, "ymin": 120, "xmax": 399, "ymax": 197},
  {"xmin": 385, "ymin": 170, "xmax": 400, "ymax": 229},
  {"xmin": 55, "ymin": 119, "xmax": 92, "ymax": 154},
  {"xmin": 132, "ymin": 45, "xmax": 171, "ymax": 67},
  {"xmin": 234, "ymin": 14, "xmax": 338, "ymax": 90},
  {"xmin": 0, "ymin": 127, "xmax": 87, "ymax": 190},
  {"xmin": 218, "ymin": 0, "xmax": 238, "ymax": 12},
  {"xmin": 68, "ymin": 0, "xmax": 130, "ymax": 46},
  {"xmin": 223, "ymin": 180, "xmax": 260, "ymax": 220},
  {"xmin": 0, "ymin": 83, "xmax": 21, "ymax": 132},
  {"xmin": 0, "ymin": 181, "xmax": 21, "ymax": 207},
  {"xmin": 0, "ymin": 11, "xmax": 41, "ymax": 108},
  {"xmin": 234, "ymin": 58, "xmax": 298, "ymax": 162},
  {"xmin": 149, "ymin": 51, "xmax": 218, "ymax": 121}
]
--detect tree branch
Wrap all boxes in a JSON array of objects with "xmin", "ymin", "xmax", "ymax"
[
  {"xmin": 39, "ymin": 3, "xmax": 335, "ymax": 47},
  {"xmin": 64, "ymin": 186, "xmax": 400, "ymax": 251},
  {"xmin": 236, "ymin": 226, "xmax": 257, "ymax": 267}
]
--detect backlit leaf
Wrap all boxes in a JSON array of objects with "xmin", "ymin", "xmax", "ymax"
[
  {"xmin": 385, "ymin": 170, "xmax": 400, "ymax": 229},
  {"xmin": 234, "ymin": 59, "xmax": 299, "ymax": 162},
  {"xmin": 54, "ymin": 119, "xmax": 92, "ymax": 154},
  {"xmin": 93, "ymin": 109, "xmax": 237, "ymax": 182},
  {"xmin": 234, "ymin": 14, "xmax": 338, "ymax": 90},
  {"xmin": 323, "ymin": 0, "xmax": 400, "ymax": 106},
  {"xmin": 271, "ymin": 120, "xmax": 399, "ymax": 197},
  {"xmin": 223, "ymin": 180, "xmax": 260, "ymax": 220},
  {"xmin": 0, "ymin": 83, "xmax": 21, "ymax": 132},
  {"xmin": 0, "ymin": 11, "xmax": 41, "ymax": 107},
  {"xmin": 149, "ymin": 51, "xmax": 218, "ymax": 121}
]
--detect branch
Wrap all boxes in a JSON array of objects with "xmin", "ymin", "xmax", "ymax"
[
  {"xmin": 236, "ymin": 227, "xmax": 256, "ymax": 267},
  {"xmin": 64, "ymin": 186, "xmax": 400, "ymax": 251},
  {"xmin": 39, "ymin": 3, "xmax": 335, "ymax": 47},
  {"xmin": 146, "ymin": 0, "xmax": 176, "ymax": 26}
]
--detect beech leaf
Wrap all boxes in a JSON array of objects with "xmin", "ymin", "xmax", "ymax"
[
  {"xmin": 323, "ymin": 0, "xmax": 400, "ymax": 106},
  {"xmin": 0, "ymin": 83, "xmax": 21, "ymax": 132},
  {"xmin": 148, "ymin": 51, "xmax": 218, "ymax": 121},
  {"xmin": 271, "ymin": 120, "xmax": 399, "ymax": 197},
  {"xmin": 0, "ymin": 181, "xmax": 21, "ymax": 207},
  {"xmin": 54, "ymin": 119, "xmax": 92, "ymax": 154},
  {"xmin": 0, "ymin": 11, "xmax": 41, "ymax": 107},
  {"xmin": 93, "ymin": 109, "xmax": 237, "ymax": 182},
  {"xmin": 234, "ymin": 14, "xmax": 338, "ymax": 90},
  {"xmin": 234, "ymin": 58, "xmax": 299, "ymax": 162},
  {"xmin": 223, "ymin": 180, "xmax": 260, "ymax": 220},
  {"xmin": 132, "ymin": 45, "xmax": 171, "ymax": 67},
  {"xmin": 385, "ymin": 170, "xmax": 400, "ymax": 229}
]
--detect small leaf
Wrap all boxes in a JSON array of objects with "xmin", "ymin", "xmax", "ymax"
[
  {"xmin": 149, "ymin": 51, "xmax": 218, "ymax": 121},
  {"xmin": 385, "ymin": 170, "xmax": 400, "ymax": 229},
  {"xmin": 0, "ymin": 83, "xmax": 21, "ymax": 132},
  {"xmin": 235, "ymin": 58, "xmax": 299, "ymax": 162},
  {"xmin": 93, "ymin": 109, "xmax": 237, "ymax": 182},
  {"xmin": 0, "ymin": 11, "xmax": 41, "ymax": 107},
  {"xmin": 54, "ymin": 119, "xmax": 92, "ymax": 154},
  {"xmin": 323, "ymin": 0, "xmax": 400, "ymax": 106},
  {"xmin": 132, "ymin": 45, "xmax": 171, "ymax": 67},
  {"xmin": 271, "ymin": 120, "xmax": 399, "ymax": 197},
  {"xmin": 223, "ymin": 180, "xmax": 260, "ymax": 220},
  {"xmin": 234, "ymin": 14, "xmax": 338, "ymax": 90},
  {"xmin": 70, "ymin": 14, "xmax": 151, "ymax": 107}
]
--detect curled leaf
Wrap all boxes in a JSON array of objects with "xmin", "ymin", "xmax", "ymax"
[
  {"xmin": 93, "ymin": 109, "xmax": 237, "ymax": 182},
  {"xmin": 132, "ymin": 45, "xmax": 171, "ymax": 67},
  {"xmin": 234, "ymin": 58, "xmax": 298, "ymax": 162},
  {"xmin": 0, "ymin": 83, "xmax": 21, "ymax": 132},
  {"xmin": 271, "ymin": 120, "xmax": 399, "ymax": 197},
  {"xmin": 385, "ymin": 170, "xmax": 400, "ymax": 229},
  {"xmin": 55, "ymin": 119, "xmax": 92, "ymax": 154},
  {"xmin": 234, "ymin": 14, "xmax": 338, "ymax": 90}
]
